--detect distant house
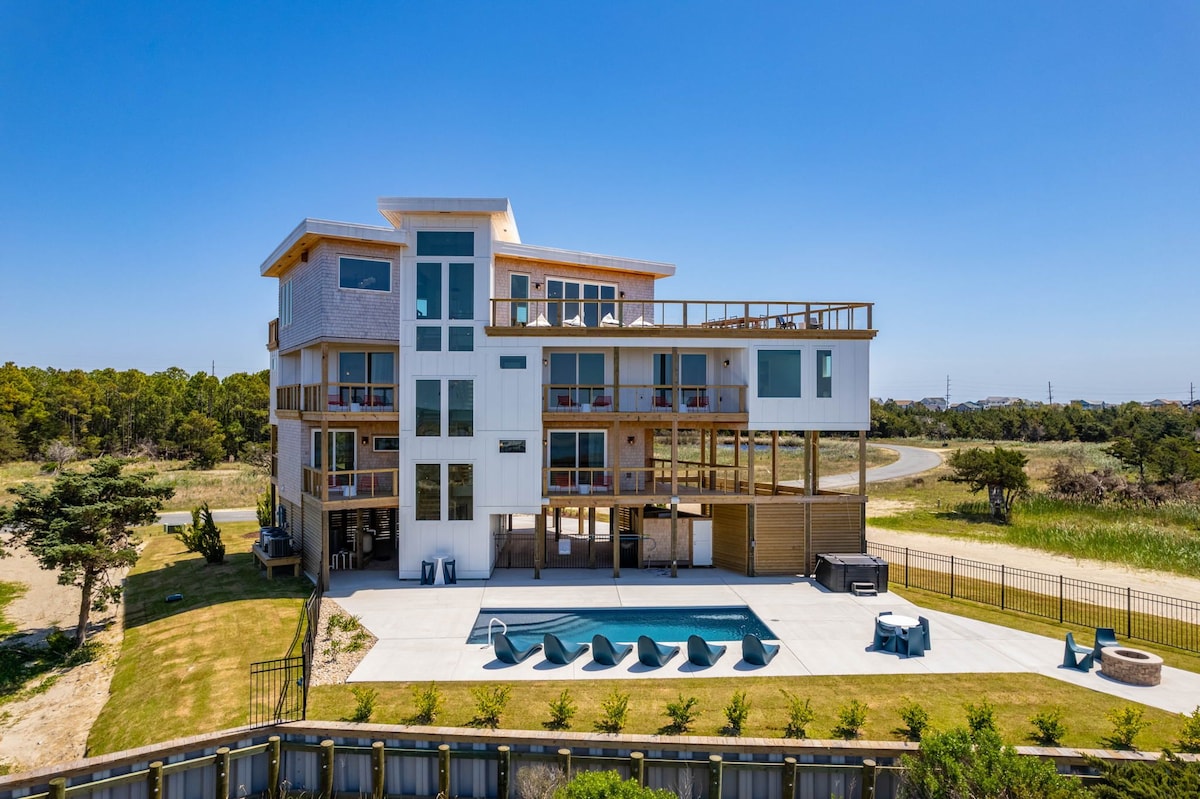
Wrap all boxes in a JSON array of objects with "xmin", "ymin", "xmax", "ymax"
[
  {"xmin": 951, "ymin": 401, "xmax": 982, "ymax": 412},
  {"xmin": 890, "ymin": 399, "xmax": 916, "ymax": 409},
  {"xmin": 1075, "ymin": 400, "xmax": 1108, "ymax": 411},
  {"xmin": 979, "ymin": 396, "xmax": 1024, "ymax": 409},
  {"xmin": 1144, "ymin": 399, "xmax": 1183, "ymax": 409},
  {"xmin": 918, "ymin": 397, "xmax": 947, "ymax": 412}
]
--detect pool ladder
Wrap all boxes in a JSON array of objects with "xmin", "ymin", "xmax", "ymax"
[{"xmin": 487, "ymin": 617, "xmax": 507, "ymax": 647}]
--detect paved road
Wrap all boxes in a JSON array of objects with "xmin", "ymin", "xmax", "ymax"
[
  {"xmin": 157, "ymin": 508, "xmax": 258, "ymax": 525},
  {"xmin": 781, "ymin": 443, "xmax": 943, "ymax": 490}
]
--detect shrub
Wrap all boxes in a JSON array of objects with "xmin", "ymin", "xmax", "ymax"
[
  {"xmin": 410, "ymin": 682, "xmax": 443, "ymax": 725},
  {"xmin": 900, "ymin": 726, "xmax": 1087, "ymax": 798},
  {"xmin": 595, "ymin": 688, "xmax": 630, "ymax": 734},
  {"xmin": 514, "ymin": 762, "xmax": 566, "ymax": 799},
  {"xmin": 469, "ymin": 684, "xmax": 511, "ymax": 729},
  {"xmin": 897, "ymin": 699, "xmax": 930, "ymax": 742},
  {"xmin": 721, "ymin": 691, "xmax": 751, "ymax": 736},
  {"xmin": 256, "ymin": 490, "xmax": 273, "ymax": 526},
  {"xmin": 1029, "ymin": 708, "xmax": 1068, "ymax": 746},
  {"xmin": 964, "ymin": 699, "xmax": 997, "ymax": 735},
  {"xmin": 554, "ymin": 770, "xmax": 675, "ymax": 798},
  {"xmin": 1178, "ymin": 706, "xmax": 1200, "ymax": 754},
  {"xmin": 348, "ymin": 686, "xmax": 377, "ymax": 723},
  {"xmin": 660, "ymin": 693, "xmax": 700, "ymax": 734},
  {"xmin": 546, "ymin": 688, "xmax": 577, "ymax": 730},
  {"xmin": 832, "ymin": 700, "xmax": 869, "ymax": 740},
  {"xmin": 1087, "ymin": 750, "xmax": 1200, "ymax": 798},
  {"xmin": 1103, "ymin": 705, "xmax": 1147, "ymax": 750},
  {"xmin": 781, "ymin": 690, "xmax": 815, "ymax": 739},
  {"xmin": 176, "ymin": 503, "xmax": 225, "ymax": 564}
]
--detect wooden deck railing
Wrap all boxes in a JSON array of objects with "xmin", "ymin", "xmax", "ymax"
[
  {"xmin": 542, "ymin": 463, "xmax": 754, "ymax": 498},
  {"xmin": 276, "ymin": 384, "xmax": 301, "ymax": 411},
  {"xmin": 301, "ymin": 383, "xmax": 397, "ymax": 412},
  {"xmin": 302, "ymin": 467, "xmax": 399, "ymax": 501},
  {"xmin": 491, "ymin": 298, "xmax": 873, "ymax": 332}
]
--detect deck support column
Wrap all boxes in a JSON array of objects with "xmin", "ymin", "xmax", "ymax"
[
  {"xmin": 747, "ymin": 430, "xmax": 756, "ymax": 496},
  {"xmin": 859, "ymin": 430, "xmax": 868, "ymax": 553},
  {"xmin": 612, "ymin": 504, "xmax": 620, "ymax": 578},
  {"xmin": 771, "ymin": 430, "xmax": 779, "ymax": 494},
  {"xmin": 804, "ymin": 430, "xmax": 814, "ymax": 575},
  {"xmin": 534, "ymin": 511, "xmax": 545, "ymax": 579},
  {"xmin": 670, "ymin": 500, "xmax": 678, "ymax": 578},
  {"xmin": 319, "ymin": 342, "xmax": 330, "ymax": 591}
]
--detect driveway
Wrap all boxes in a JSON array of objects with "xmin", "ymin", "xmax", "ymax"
[
  {"xmin": 157, "ymin": 508, "xmax": 258, "ymax": 525},
  {"xmin": 781, "ymin": 443, "xmax": 943, "ymax": 491}
]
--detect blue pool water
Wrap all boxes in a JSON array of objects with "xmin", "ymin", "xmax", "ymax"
[{"xmin": 467, "ymin": 606, "xmax": 776, "ymax": 649}]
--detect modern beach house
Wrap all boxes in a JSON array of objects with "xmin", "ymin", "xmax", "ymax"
[{"xmin": 262, "ymin": 197, "xmax": 877, "ymax": 589}]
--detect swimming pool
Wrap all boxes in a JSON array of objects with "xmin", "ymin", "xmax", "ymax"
[{"xmin": 467, "ymin": 606, "xmax": 776, "ymax": 649}]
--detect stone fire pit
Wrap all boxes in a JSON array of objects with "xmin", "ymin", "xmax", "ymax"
[{"xmin": 1100, "ymin": 647, "xmax": 1163, "ymax": 686}]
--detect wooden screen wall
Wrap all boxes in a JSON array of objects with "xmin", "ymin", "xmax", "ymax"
[
  {"xmin": 753, "ymin": 505, "xmax": 806, "ymax": 575},
  {"xmin": 301, "ymin": 495, "xmax": 323, "ymax": 583},
  {"xmin": 711, "ymin": 505, "xmax": 748, "ymax": 573},
  {"xmin": 809, "ymin": 501, "xmax": 865, "ymax": 572}
]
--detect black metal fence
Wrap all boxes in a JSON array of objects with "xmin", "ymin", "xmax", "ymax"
[
  {"xmin": 868, "ymin": 541, "xmax": 1200, "ymax": 653},
  {"xmin": 249, "ymin": 580, "xmax": 321, "ymax": 727}
]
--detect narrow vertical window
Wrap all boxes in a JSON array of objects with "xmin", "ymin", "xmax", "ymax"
[
  {"xmin": 416, "ymin": 263, "xmax": 441, "ymax": 319},
  {"xmin": 449, "ymin": 263, "xmax": 474, "ymax": 319},
  {"xmin": 279, "ymin": 281, "xmax": 293, "ymax": 326},
  {"xmin": 448, "ymin": 464, "xmax": 473, "ymax": 520},
  {"xmin": 817, "ymin": 349, "xmax": 833, "ymax": 398},
  {"xmin": 415, "ymin": 380, "xmax": 441, "ymax": 436},
  {"xmin": 510, "ymin": 274, "xmax": 529, "ymax": 326},
  {"xmin": 416, "ymin": 464, "xmax": 441, "ymax": 520},
  {"xmin": 448, "ymin": 380, "xmax": 473, "ymax": 437}
]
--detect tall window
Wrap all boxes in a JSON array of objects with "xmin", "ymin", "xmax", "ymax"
[
  {"xmin": 416, "ymin": 464, "xmax": 440, "ymax": 520},
  {"xmin": 549, "ymin": 431, "xmax": 606, "ymax": 487},
  {"xmin": 509, "ymin": 273, "xmax": 529, "ymax": 325},
  {"xmin": 312, "ymin": 430, "xmax": 355, "ymax": 487},
  {"xmin": 448, "ymin": 464, "xmax": 473, "ymax": 520},
  {"xmin": 336, "ymin": 352, "xmax": 394, "ymax": 406},
  {"xmin": 448, "ymin": 380, "xmax": 473, "ymax": 437},
  {"xmin": 817, "ymin": 349, "xmax": 833, "ymax": 398},
  {"xmin": 279, "ymin": 280, "xmax": 292, "ymax": 326},
  {"xmin": 550, "ymin": 352, "xmax": 605, "ymax": 406},
  {"xmin": 758, "ymin": 350, "xmax": 802, "ymax": 398},
  {"xmin": 339, "ymin": 257, "xmax": 391, "ymax": 292},
  {"xmin": 681, "ymin": 353, "xmax": 707, "ymax": 405},
  {"xmin": 416, "ymin": 263, "xmax": 441, "ymax": 319},
  {"xmin": 546, "ymin": 279, "xmax": 616, "ymax": 326},
  {"xmin": 415, "ymin": 380, "xmax": 440, "ymax": 436},
  {"xmin": 449, "ymin": 263, "xmax": 474, "ymax": 319}
]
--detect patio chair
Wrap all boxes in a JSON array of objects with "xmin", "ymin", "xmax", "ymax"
[
  {"xmin": 653, "ymin": 395, "xmax": 671, "ymax": 410},
  {"xmin": 420, "ymin": 560, "xmax": 436, "ymax": 585},
  {"xmin": 741, "ymin": 634, "xmax": 779, "ymax": 666},
  {"xmin": 901, "ymin": 625, "xmax": 926, "ymax": 657},
  {"xmin": 687, "ymin": 635, "xmax": 727, "ymax": 667},
  {"xmin": 1093, "ymin": 627, "xmax": 1119, "ymax": 662},
  {"xmin": 544, "ymin": 633, "xmax": 590, "ymax": 665},
  {"xmin": 918, "ymin": 615, "xmax": 932, "ymax": 650},
  {"xmin": 592, "ymin": 394, "xmax": 612, "ymax": 410},
  {"xmin": 442, "ymin": 559, "xmax": 456, "ymax": 585},
  {"xmin": 637, "ymin": 635, "xmax": 679, "ymax": 668},
  {"xmin": 873, "ymin": 619, "xmax": 896, "ymax": 652},
  {"xmin": 493, "ymin": 633, "xmax": 542, "ymax": 665},
  {"xmin": 592, "ymin": 634, "xmax": 633, "ymax": 666},
  {"xmin": 1064, "ymin": 632, "xmax": 1095, "ymax": 671}
]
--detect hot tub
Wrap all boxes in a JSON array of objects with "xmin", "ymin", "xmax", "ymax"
[{"xmin": 814, "ymin": 553, "xmax": 889, "ymax": 593}]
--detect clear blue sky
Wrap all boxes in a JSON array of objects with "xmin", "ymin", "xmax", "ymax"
[{"xmin": 2, "ymin": 2, "xmax": 1196, "ymax": 404}]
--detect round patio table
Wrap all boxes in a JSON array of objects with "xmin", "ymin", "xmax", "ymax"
[{"xmin": 878, "ymin": 614, "xmax": 919, "ymax": 630}]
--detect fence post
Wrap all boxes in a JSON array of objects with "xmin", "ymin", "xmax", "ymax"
[
  {"xmin": 708, "ymin": 755, "xmax": 723, "ymax": 799},
  {"xmin": 859, "ymin": 758, "xmax": 877, "ymax": 799},
  {"xmin": 1059, "ymin": 575, "xmax": 1064, "ymax": 623},
  {"xmin": 1000, "ymin": 564, "xmax": 1005, "ymax": 610},
  {"xmin": 781, "ymin": 756, "xmax": 797, "ymax": 799},
  {"xmin": 371, "ymin": 741, "xmax": 385, "ymax": 799},
  {"xmin": 497, "ymin": 745, "xmax": 511, "ymax": 799},
  {"xmin": 147, "ymin": 762, "xmax": 163, "ymax": 799},
  {"xmin": 1127, "ymin": 587, "xmax": 1132, "ymax": 638},
  {"xmin": 438, "ymin": 744, "xmax": 451, "ymax": 797},
  {"xmin": 49, "ymin": 779, "xmax": 65, "ymax": 799},
  {"xmin": 215, "ymin": 747, "xmax": 230, "ymax": 799},
  {"xmin": 630, "ymin": 752, "xmax": 646, "ymax": 786},
  {"xmin": 950, "ymin": 556, "xmax": 955, "ymax": 598},
  {"xmin": 558, "ymin": 748, "xmax": 572, "ymax": 780},
  {"xmin": 904, "ymin": 548, "xmax": 909, "ymax": 588},
  {"xmin": 320, "ymin": 740, "xmax": 335, "ymax": 799},
  {"xmin": 267, "ymin": 736, "xmax": 282, "ymax": 796}
]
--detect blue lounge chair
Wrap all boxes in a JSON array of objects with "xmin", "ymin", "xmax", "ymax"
[
  {"xmin": 741, "ymin": 634, "xmax": 779, "ymax": 666},
  {"xmin": 901, "ymin": 625, "xmax": 926, "ymax": 657},
  {"xmin": 1092, "ymin": 627, "xmax": 1118, "ymax": 662},
  {"xmin": 591, "ymin": 634, "xmax": 633, "ymax": 666},
  {"xmin": 637, "ymin": 635, "xmax": 679, "ymax": 668},
  {"xmin": 918, "ymin": 615, "xmax": 932, "ymax": 650},
  {"xmin": 544, "ymin": 633, "xmax": 589, "ymax": 665},
  {"xmin": 1064, "ymin": 632, "xmax": 1095, "ymax": 671},
  {"xmin": 687, "ymin": 635, "xmax": 727, "ymax": 667},
  {"xmin": 493, "ymin": 633, "xmax": 541, "ymax": 665}
]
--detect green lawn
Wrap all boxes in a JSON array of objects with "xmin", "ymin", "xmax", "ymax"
[
  {"xmin": 308, "ymin": 673, "xmax": 1188, "ymax": 750},
  {"xmin": 87, "ymin": 521, "xmax": 310, "ymax": 754}
]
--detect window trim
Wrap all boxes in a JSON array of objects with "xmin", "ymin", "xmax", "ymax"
[{"xmin": 337, "ymin": 256, "xmax": 393, "ymax": 293}]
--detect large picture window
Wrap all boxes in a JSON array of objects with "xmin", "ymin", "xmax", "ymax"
[
  {"xmin": 549, "ymin": 431, "xmax": 605, "ymax": 488},
  {"xmin": 546, "ymin": 279, "xmax": 616, "ymax": 326},
  {"xmin": 339, "ymin": 257, "xmax": 391, "ymax": 292},
  {"xmin": 758, "ymin": 350, "xmax": 802, "ymax": 398},
  {"xmin": 817, "ymin": 349, "xmax": 833, "ymax": 398},
  {"xmin": 549, "ymin": 352, "xmax": 605, "ymax": 406},
  {"xmin": 335, "ymin": 352, "xmax": 394, "ymax": 407},
  {"xmin": 415, "ymin": 464, "xmax": 440, "ymax": 520}
]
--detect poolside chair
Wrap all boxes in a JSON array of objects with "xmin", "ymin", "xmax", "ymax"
[
  {"xmin": 901, "ymin": 625, "xmax": 926, "ymax": 658},
  {"xmin": 873, "ymin": 618, "xmax": 896, "ymax": 652},
  {"xmin": 420, "ymin": 560, "xmax": 436, "ymax": 585},
  {"xmin": 637, "ymin": 635, "xmax": 680, "ymax": 668},
  {"xmin": 741, "ymin": 634, "xmax": 779, "ymax": 666},
  {"xmin": 918, "ymin": 615, "xmax": 932, "ymax": 650},
  {"xmin": 544, "ymin": 634, "xmax": 590, "ymax": 665},
  {"xmin": 1064, "ymin": 632, "xmax": 1095, "ymax": 671},
  {"xmin": 1092, "ymin": 627, "xmax": 1119, "ymax": 662},
  {"xmin": 591, "ymin": 634, "xmax": 633, "ymax": 666},
  {"xmin": 492, "ymin": 633, "xmax": 542, "ymax": 665},
  {"xmin": 442, "ymin": 559, "xmax": 457, "ymax": 585},
  {"xmin": 686, "ymin": 635, "xmax": 727, "ymax": 667}
]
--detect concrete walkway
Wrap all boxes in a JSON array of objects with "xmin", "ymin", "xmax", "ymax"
[
  {"xmin": 328, "ymin": 568, "xmax": 1200, "ymax": 715},
  {"xmin": 157, "ymin": 508, "xmax": 257, "ymax": 525}
]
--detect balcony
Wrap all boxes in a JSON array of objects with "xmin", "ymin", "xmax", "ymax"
[
  {"xmin": 302, "ymin": 467, "xmax": 398, "ymax": 503},
  {"xmin": 489, "ymin": 299, "xmax": 874, "ymax": 335},
  {"xmin": 267, "ymin": 318, "xmax": 279, "ymax": 350},
  {"xmin": 543, "ymin": 384, "xmax": 747, "ymax": 415},
  {"xmin": 543, "ymin": 464, "xmax": 754, "ymax": 499},
  {"xmin": 302, "ymin": 384, "xmax": 397, "ymax": 413}
]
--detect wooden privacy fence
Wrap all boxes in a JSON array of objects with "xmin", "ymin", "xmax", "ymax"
[{"xmin": 867, "ymin": 541, "xmax": 1200, "ymax": 653}]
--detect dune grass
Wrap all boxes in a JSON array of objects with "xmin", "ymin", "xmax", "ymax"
[
  {"xmin": 87, "ymin": 521, "xmax": 310, "ymax": 755},
  {"xmin": 307, "ymin": 672, "xmax": 1186, "ymax": 749}
]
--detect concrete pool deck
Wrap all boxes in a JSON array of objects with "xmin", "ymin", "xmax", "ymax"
[{"xmin": 327, "ymin": 568, "xmax": 1200, "ymax": 715}]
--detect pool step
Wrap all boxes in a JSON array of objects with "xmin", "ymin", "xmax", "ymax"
[{"xmin": 850, "ymin": 581, "xmax": 878, "ymax": 597}]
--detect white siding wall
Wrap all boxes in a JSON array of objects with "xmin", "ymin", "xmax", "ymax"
[{"xmin": 747, "ymin": 339, "xmax": 870, "ymax": 431}]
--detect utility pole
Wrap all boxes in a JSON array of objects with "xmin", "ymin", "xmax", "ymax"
[
  {"xmin": 945, "ymin": 375, "xmax": 951, "ymax": 406},
  {"xmin": 1047, "ymin": 381, "xmax": 1053, "ymax": 405}
]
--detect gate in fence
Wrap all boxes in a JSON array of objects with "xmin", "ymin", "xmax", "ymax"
[{"xmin": 249, "ymin": 582, "xmax": 321, "ymax": 727}]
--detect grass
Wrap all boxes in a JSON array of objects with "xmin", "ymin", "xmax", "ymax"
[
  {"xmin": 0, "ymin": 581, "xmax": 25, "ymax": 638},
  {"xmin": 0, "ymin": 459, "xmax": 268, "ymax": 511},
  {"xmin": 87, "ymin": 521, "xmax": 310, "ymax": 754},
  {"xmin": 308, "ymin": 672, "xmax": 1187, "ymax": 749},
  {"xmin": 656, "ymin": 439, "xmax": 898, "ymax": 485}
]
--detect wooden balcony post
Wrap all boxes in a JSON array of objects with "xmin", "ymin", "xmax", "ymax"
[
  {"xmin": 671, "ymin": 346, "xmax": 680, "ymax": 412},
  {"xmin": 771, "ymin": 431, "xmax": 779, "ymax": 495},
  {"xmin": 670, "ymin": 500, "xmax": 678, "ymax": 579},
  {"xmin": 747, "ymin": 430, "xmax": 756, "ymax": 496},
  {"xmin": 613, "ymin": 348, "xmax": 621, "ymax": 411}
]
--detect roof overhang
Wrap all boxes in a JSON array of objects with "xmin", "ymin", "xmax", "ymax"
[
  {"xmin": 376, "ymin": 197, "xmax": 519, "ymax": 242},
  {"xmin": 493, "ymin": 241, "xmax": 676, "ymax": 278},
  {"xmin": 260, "ymin": 219, "xmax": 407, "ymax": 277}
]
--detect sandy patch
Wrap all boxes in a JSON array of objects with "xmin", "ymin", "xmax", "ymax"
[{"xmin": 865, "ymin": 499, "xmax": 916, "ymax": 519}]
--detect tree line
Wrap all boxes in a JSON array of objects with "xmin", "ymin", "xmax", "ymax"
[{"xmin": 0, "ymin": 362, "xmax": 269, "ymax": 469}]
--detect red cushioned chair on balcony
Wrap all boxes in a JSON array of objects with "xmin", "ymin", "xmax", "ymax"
[
  {"xmin": 653, "ymin": 395, "xmax": 671, "ymax": 410},
  {"xmin": 592, "ymin": 395, "xmax": 612, "ymax": 410},
  {"xmin": 686, "ymin": 395, "xmax": 710, "ymax": 411}
]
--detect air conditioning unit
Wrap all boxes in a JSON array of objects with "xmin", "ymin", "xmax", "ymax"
[{"xmin": 266, "ymin": 534, "xmax": 292, "ymax": 559}]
